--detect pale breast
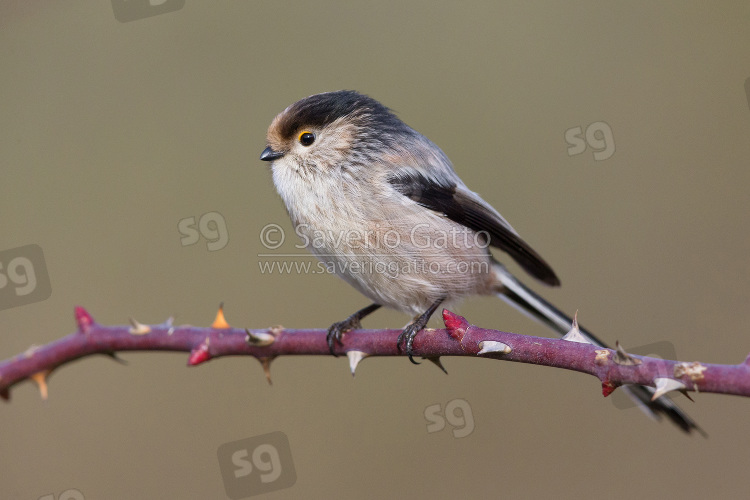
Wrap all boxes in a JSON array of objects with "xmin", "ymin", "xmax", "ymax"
[{"xmin": 272, "ymin": 162, "xmax": 497, "ymax": 314}]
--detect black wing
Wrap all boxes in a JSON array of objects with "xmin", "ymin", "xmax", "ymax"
[{"xmin": 389, "ymin": 171, "xmax": 560, "ymax": 286}]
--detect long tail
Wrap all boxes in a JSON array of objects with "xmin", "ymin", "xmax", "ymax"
[{"xmin": 493, "ymin": 263, "xmax": 704, "ymax": 436}]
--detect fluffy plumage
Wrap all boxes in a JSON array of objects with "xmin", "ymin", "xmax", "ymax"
[{"xmin": 262, "ymin": 90, "xmax": 558, "ymax": 313}]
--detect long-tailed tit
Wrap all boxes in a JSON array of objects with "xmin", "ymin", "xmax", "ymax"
[{"xmin": 260, "ymin": 90, "xmax": 700, "ymax": 434}]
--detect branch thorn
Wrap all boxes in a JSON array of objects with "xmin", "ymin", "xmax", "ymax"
[
  {"xmin": 212, "ymin": 303, "xmax": 230, "ymax": 329},
  {"xmin": 652, "ymin": 377, "xmax": 688, "ymax": 401},
  {"xmin": 426, "ymin": 356, "xmax": 448, "ymax": 374},
  {"xmin": 31, "ymin": 370, "xmax": 50, "ymax": 400},
  {"xmin": 259, "ymin": 357, "xmax": 274, "ymax": 385},
  {"xmin": 346, "ymin": 351, "xmax": 369, "ymax": 376},
  {"xmin": 128, "ymin": 317, "xmax": 151, "ymax": 335},
  {"xmin": 477, "ymin": 340, "xmax": 512, "ymax": 355},
  {"xmin": 102, "ymin": 351, "xmax": 128, "ymax": 365},
  {"xmin": 614, "ymin": 341, "xmax": 642, "ymax": 366},
  {"xmin": 245, "ymin": 329, "xmax": 276, "ymax": 347},
  {"xmin": 159, "ymin": 317, "xmax": 175, "ymax": 335},
  {"xmin": 561, "ymin": 311, "xmax": 591, "ymax": 344}
]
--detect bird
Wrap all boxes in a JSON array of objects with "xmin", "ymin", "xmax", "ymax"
[{"xmin": 259, "ymin": 90, "xmax": 701, "ymax": 434}]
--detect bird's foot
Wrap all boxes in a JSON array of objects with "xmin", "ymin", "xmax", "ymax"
[
  {"xmin": 397, "ymin": 320, "xmax": 428, "ymax": 365},
  {"xmin": 326, "ymin": 317, "xmax": 361, "ymax": 356}
]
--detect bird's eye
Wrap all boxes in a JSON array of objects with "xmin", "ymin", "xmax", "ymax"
[{"xmin": 298, "ymin": 131, "xmax": 315, "ymax": 146}]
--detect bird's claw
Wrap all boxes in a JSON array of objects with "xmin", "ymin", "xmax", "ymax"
[
  {"xmin": 326, "ymin": 318, "xmax": 362, "ymax": 356},
  {"xmin": 397, "ymin": 325, "xmax": 421, "ymax": 365}
]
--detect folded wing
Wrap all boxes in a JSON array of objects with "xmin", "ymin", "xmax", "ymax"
[{"xmin": 389, "ymin": 171, "xmax": 560, "ymax": 286}]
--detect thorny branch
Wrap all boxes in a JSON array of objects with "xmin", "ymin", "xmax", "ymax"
[{"xmin": 1, "ymin": 306, "xmax": 750, "ymax": 410}]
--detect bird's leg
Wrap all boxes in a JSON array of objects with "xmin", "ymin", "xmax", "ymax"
[
  {"xmin": 327, "ymin": 303, "xmax": 382, "ymax": 356},
  {"xmin": 397, "ymin": 297, "xmax": 445, "ymax": 365}
]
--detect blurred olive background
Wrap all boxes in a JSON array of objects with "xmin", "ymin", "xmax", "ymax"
[{"xmin": 2, "ymin": 1, "xmax": 749, "ymax": 498}]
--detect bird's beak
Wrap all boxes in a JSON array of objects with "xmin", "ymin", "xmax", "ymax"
[{"xmin": 260, "ymin": 146, "xmax": 285, "ymax": 162}]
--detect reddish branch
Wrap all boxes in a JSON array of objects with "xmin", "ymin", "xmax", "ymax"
[{"xmin": 2, "ymin": 306, "xmax": 750, "ymax": 406}]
